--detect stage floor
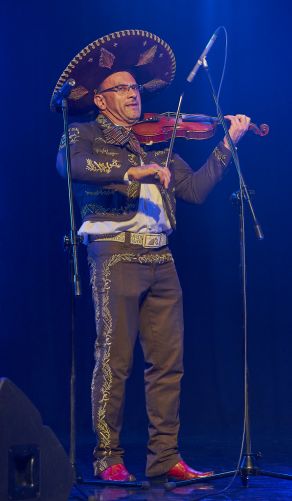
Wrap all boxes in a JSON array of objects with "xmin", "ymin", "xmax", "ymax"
[{"xmin": 67, "ymin": 438, "xmax": 292, "ymax": 500}]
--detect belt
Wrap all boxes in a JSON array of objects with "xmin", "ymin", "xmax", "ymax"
[{"xmin": 88, "ymin": 231, "xmax": 168, "ymax": 249}]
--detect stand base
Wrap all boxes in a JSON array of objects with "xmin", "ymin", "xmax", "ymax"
[
  {"xmin": 165, "ymin": 453, "xmax": 292, "ymax": 490},
  {"xmin": 78, "ymin": 478, "xmax": 150, "ymax": 488},
  {"xmin": 76, "ymin": 475, "xmax": 150, "ymax": 489},
  {"xmin": 70, "ymin": 463, "xmax": 150, "ymax": 490}
]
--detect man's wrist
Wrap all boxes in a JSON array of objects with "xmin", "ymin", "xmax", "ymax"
[
  {"xmin": 223, "ymin": 136, "xmax": 238, "ymax": 151},
  {"xmin": 223, "ymin": 137, "xmax": 229, "ymax": 150},
  {"xmin": 126, "ymin": 167, "xmax": 135, "ymax": 181}
]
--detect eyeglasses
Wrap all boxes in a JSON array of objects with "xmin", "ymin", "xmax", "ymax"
[{"xmin": 97, "ymin": 84, "xmax": 143, "ymax": 96}]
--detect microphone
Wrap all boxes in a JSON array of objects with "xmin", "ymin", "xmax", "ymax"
[
  {"xmin": 186, "ymin": 27, "xmax": 221, "ymax": 83},
  {"xmin": 51, "ymin": 78, "xmax": 76, "ymax": 110}
]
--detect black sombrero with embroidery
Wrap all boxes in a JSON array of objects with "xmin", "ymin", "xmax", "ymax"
[{"xmin": 50, "ymin": 29, "xmax": 176, "ymax": 115}]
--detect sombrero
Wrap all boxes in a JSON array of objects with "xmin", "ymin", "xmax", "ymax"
[{"xmin": 50, "ymin": 29, "xmax": 176, "ymax": 115}]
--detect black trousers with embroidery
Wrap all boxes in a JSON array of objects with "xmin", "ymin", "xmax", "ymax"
[{"xmin": 87, "ymin": 240, "xmax": 184, "ymax": 477}]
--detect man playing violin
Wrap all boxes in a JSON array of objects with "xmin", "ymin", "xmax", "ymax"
[{"xmin": 53, "ymin": 29, "xmax": 250, "ymax": 482}]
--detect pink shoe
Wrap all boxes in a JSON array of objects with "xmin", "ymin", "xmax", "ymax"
[
  {"xmin": 99, "ymin": 463, "xmax": 136, "ymax": 481},
  {"xmin": 167, "ymin": 460, "xmax": 214, "ymax": 480}
]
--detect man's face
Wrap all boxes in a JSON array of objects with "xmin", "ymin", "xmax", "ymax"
[{"xmin": 94, "ymin": 71, "xmax": 142, "ymax": 127}]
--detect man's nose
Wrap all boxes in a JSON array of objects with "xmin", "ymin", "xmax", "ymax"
[{"xmin": 128, "ymin": 86, "xmax": 139, "ymax": 97}]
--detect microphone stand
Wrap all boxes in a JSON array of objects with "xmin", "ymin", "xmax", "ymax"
[
  {"xmin": 59, "ymin": 96, "xmax": 149, "ymax": 491},
  {"xmin": 165, "ymin": 58, "xmax": 292, "ymax": 491},
  {"xmin": 61, "ymin": 97, "xmax": 83, "ymax": 480}
]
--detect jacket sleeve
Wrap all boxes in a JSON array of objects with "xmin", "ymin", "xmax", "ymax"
[
  {"xmin": 173, "ymin": 142, "xmax": 232, "ymax": 203},
  {"xmin": 56, "ymin": 122, "xmax": 129, "ymax": 184}
]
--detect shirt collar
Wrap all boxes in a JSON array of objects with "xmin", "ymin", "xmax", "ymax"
[{"xmin": 96, "ymin": 113, "xmax": 145, "ymax": 156}]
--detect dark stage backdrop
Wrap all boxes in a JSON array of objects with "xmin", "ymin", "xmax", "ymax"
[{"xmin": 1, "ymin": 0, "xmax": 291, "ymax": 455}]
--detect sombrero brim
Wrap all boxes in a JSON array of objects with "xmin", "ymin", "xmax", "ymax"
[{"xmin": 50, "ymin": 29, "xmax": 176, "ymax": 115}]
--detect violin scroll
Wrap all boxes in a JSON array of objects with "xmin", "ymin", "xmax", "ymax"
[{"xmin": 250, "ymin": 123, "xmax": 269, "ymax": 137}]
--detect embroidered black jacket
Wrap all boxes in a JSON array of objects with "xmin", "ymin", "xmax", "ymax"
[{"xmin": 56, "ymin": 114, "xmax": 231, "ymax": 229}]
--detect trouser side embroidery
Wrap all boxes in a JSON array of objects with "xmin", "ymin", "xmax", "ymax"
[{"xmin": 89, "ymin": 251, "xmax": 173, "ymax": 473}]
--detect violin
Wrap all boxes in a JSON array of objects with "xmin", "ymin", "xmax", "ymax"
[{"xmin": 132, "ymin": 112, "xmax": 269, "ymax": 144}]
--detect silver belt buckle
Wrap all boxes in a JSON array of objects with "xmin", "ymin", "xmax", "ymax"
[{"xmin": 143, "ymin": 233, "xmax": 162, "ymax": 248}]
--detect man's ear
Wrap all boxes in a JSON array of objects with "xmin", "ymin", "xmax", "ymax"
[{"xmin": 94, "ymin": 93, "xmax": 106, "ymax": 111}]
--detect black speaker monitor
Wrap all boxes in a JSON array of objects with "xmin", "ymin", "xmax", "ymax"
[{"xmin": 0, "ymin": 378, "xmax": 73, "ymax": 501}]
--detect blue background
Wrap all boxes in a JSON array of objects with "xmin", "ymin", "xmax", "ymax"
[{"xmin": 1, "ymin": 0, "xmax": 291, "ymax": 456}]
